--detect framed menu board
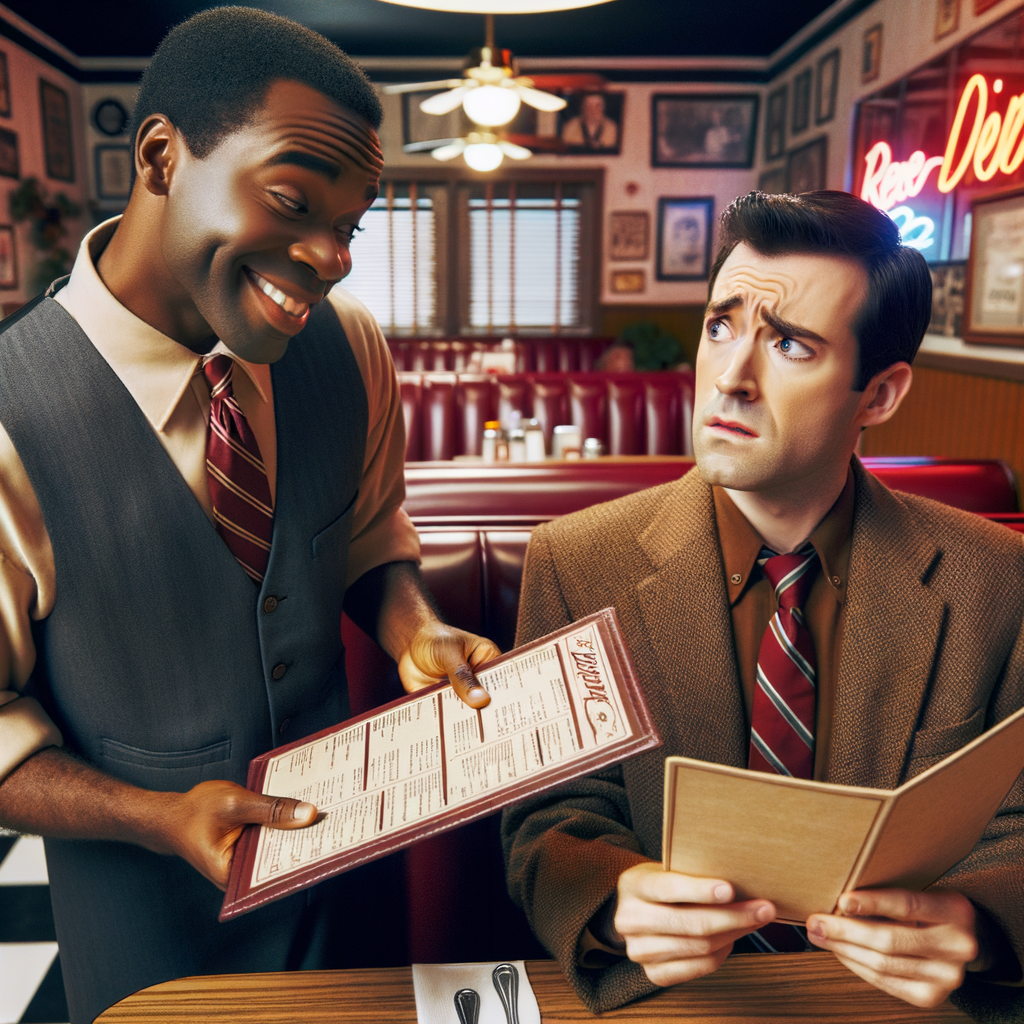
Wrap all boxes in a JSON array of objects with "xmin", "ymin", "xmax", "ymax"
[{"xmin": 965, "ymin": 184, "xmax": 1024, "ymax": 347}]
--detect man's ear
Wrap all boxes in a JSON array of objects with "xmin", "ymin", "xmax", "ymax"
[
  {"xmin": 854, "ymin": 361, "xmax": 913, "ymax": 429},
  {"xmin": 134, "ymin": 114, "xmax": 182, "ymax": 198}
]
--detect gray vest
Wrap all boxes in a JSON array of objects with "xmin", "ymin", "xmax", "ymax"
[{"xmin": 0, "ymin": 293, "xmax": 369, "ymax": 1023}]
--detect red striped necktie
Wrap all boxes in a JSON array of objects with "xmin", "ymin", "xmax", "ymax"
[
  {"xmin": 747, "ymin": 543, "xmax": 819, "ymax": 953},
  {"xmin": 204, "ymin": 355, "xmax": 274, "ymax": 584}
]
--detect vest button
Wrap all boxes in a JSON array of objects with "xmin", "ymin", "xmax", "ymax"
[
  {"xmin": 272, "ymin": 663, "xmax": 287, "ymax": 680},
  {"xmin": 263, "ymin": 596, "xmax": 279, "ymax": 614}
]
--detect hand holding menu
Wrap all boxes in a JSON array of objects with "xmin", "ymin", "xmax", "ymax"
[
  {"xmin": 221, "ymin": 609, "xmax": 660, "ymax": 920},
  {"xmin": 662, "ymin": 703, "xmax": 1024, "ymax": 924}
]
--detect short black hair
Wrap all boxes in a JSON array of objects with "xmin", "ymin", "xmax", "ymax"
[
  {"xmin": 128, "ymin": 6, "xmax": 383, "ymax": 160},
  {"xmin": 708, "ymin": 191, "xmax": 932, "ymax": 390}
]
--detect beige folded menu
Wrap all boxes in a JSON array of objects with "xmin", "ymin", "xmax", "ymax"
[{"xmin": 662, "ymin": 703, "xmax": 1024, "ymax": 924}]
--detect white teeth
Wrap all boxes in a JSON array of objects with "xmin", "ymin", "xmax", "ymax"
[{"xmin": 249, "ymin": 270, "xmax": 309, "ymax": 317}]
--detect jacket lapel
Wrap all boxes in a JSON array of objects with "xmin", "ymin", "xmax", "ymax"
[
  {"xmin": 635, "ymin": 469, "xmax": 748, "ymax": 769},
  {"xmin": 828, "ymin": 461, "xmax": 947, "ymax": 789}
]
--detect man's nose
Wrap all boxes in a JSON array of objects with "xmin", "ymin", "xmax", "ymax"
[
  {"xmin": 714, "ymin": 336, "xmax": 759, "ymax": 400},
  {"xmin": 288, "ymin": 229, "xmax": 346, "ymax": 287}
]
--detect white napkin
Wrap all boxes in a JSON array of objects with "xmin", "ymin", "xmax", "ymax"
[{"xmin": 412, "ymin": 961, "xmax": 542, "ymax": 1024}]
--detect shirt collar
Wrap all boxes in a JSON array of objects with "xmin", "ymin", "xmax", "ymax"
[
  {"xmin": 713, "ymin": 464, "xmax": 856, "ymax": 607},
  {"xmin": 57, "ymin": 216, "xmax": 269, "ymax": 432}
]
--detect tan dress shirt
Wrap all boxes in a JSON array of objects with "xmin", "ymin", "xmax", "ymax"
[
  {"xmin": 0, "ymin": 217, "xmax": 419, "ymax": 782},
  {"xmin": 713, "ymin": 467, "xmax": 855, "ymax": 782}
]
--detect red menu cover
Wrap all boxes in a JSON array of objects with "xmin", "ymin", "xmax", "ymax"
[{"xmin": 220, "ymin": 608, "xmax": 660, "ymax": 921}]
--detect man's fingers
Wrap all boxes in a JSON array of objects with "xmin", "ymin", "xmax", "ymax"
[
  {"xmin": 832, "ymin": 951, "xmax": 957, "ymax": 1009},
  {"xmin": 624, "ymin": 926, "xmax": 754, "ymax": 964},
  {"xmin": 620, "ymin": 863, "xmax": 736, "ymax": 906},
  {"xmin": 838, "ymin": 888, "xmax": 973, "ymax": 929},
  {"xmin": 224, "ymin": 790, "xmax": 318, "ymax": 830},
  {"xmin": 618, "ymin": 897, "xmax": 774, "ymax": 939},
  {"xmin": 640, "ymin": 944, "xmax": 732, "ymax": 988},
  {"xmin": 448, "ymin": 661, "xmax": 491, "ymax": 709}
]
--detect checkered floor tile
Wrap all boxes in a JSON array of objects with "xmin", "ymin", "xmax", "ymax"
[{"xmin": 0, "ymin": 833, "xmax": 68, "ymax": 1024}]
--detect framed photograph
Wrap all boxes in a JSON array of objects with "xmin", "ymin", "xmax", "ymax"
[
  {"xmin": 0, "ymin": 128, "xmax": 18, "ymax": 179},
  {"xmin": 929, "ymin": 261, "xmax": 965, "ymax": 337},
  {"xmin": 758, "ymin": 166, "xmax": 788, "ymax": 195},
  {"xmin": 816, "ymin": 49, "xmax": 840, "ymax": 124},
  {"xmin": 651, "ymin": 93, "xmax": 758, "ymax": 168},
  {"xmin": 792, "ymin": 69, "xmax": 812, "ymax": 135},
  {"xmin": 787, "ymin": 136, "xmax": 828, "ymax": 193},
  {"xmin": 964, "ymin": 185, "xmax": 1024, "ymax": 347},
  {"xmin": 765, "ymin": 85, "xmax": 787, "ymax": 161},
  {"xmin": 40, "ymin": 79, "xmax": 74, "ymax": 182},
  {"xmin": 92, "ymin": 97, "xmax": 130, "ymax": 137},
  {"xmin": 656, "ymin": 197, "xmax": 714, "ymax": 281},
  {"xmin": 610, "ymin": 270, "xmax": 645, "ymax": 294},
  {"xmin": 559, "ymin": 92, "xmax": 623, "ymax": 154},
  {"xmin": 0, "ymin": 53, "xmax": 10, "ymax": 118},
  {"xmin": 862, "ymin": 24, "xmax": 883, "ymax": 85},
  {"xmin": 95, "ymin": 145, "xmax": 132, "ymax": 200},
  {"xmin": 0, "ymin": 226, "xmax": 15, "ymax": 289},
  {"xmin": 935, "ymin": 0, "xmax": 960, "ymax": 39},
  {"xmin": 609, "ymin": 211, "xmax": 649, "ymax": 261}
]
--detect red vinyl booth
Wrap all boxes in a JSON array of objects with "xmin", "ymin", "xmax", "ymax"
[
  {"xmin": 387, "ymin": 336, "xmax": 615, "ymax": 373},
  {"xmin": 400, "ymin": 371, "xmax": 696, "ymax": 460},
  {"xmin": 343, "ymin": 456, "xmax": 1021, "ymax": 966}
]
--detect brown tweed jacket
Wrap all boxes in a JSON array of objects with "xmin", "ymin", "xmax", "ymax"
[{"xmin": 501, "ymin": 459, "xmax": 1024, "ymax": 1016}]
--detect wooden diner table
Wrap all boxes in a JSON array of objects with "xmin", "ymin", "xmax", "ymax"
[{"xmin": 96, "ymin": 954, "xmax": 972, "ymax": 1023}]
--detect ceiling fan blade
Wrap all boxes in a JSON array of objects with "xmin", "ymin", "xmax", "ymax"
[
  {"xmin": 403, "ymin": 138, "xmax": 461, "ymax": 153},
  {"xmin": 499, "ymin": 140, "xmax": 533, "ymax": 160},
  {"xmin": 383, "ymin": 79, "xmax": 465, "ymax": 95},
  {"xmin": 515, "ymin": 85, "xmax": 567, "ymax": 112},
  {"xmin": 431, "ymin": 140, "xmax": 467, "ymax": 162},
  {"xmin": 420, "ymin": 85, "xmax": 473, "ymax": 115}
]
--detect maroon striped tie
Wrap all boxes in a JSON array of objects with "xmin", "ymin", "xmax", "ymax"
[
  {"xmin": 204, "ymin": 355, "xmax": 274, "ymax": 583},
  {"xmin": 747, "ymin": 544, "xmax": 818, "ymax": 953}
]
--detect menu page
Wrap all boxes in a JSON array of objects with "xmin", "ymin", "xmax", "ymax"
[{"xmin": 249, "ymin": 617, "xmax": 633, "ymax": 889}]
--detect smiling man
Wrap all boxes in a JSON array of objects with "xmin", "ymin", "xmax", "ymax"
[
  {"xmin": 0, "ymin": 8, "xmax": 498, "ymax": 1023},
  {"xmin": 503, "ymin": 191, "xmax": 1024, "ymax": 1018}
]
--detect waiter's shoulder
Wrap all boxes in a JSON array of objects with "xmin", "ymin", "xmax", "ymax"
[{"xmin": 324, "ymin": 287, "xmax": 393, "ymax": 383}]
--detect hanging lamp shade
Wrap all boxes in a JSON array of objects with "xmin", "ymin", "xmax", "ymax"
[{"xmin": 376, "ymin": 0, "xmax": 618, "ymax": 13}]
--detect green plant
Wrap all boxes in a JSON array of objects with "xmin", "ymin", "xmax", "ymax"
[
  {"xmin": 618, "ymin": 321, "xmax": 685, "ymax": 370},
  {"xmin": 9, "ymin": 178, "xmax": 81, "ymax": 294}
]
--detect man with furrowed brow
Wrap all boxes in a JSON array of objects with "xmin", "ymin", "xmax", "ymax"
[
  {"xmin": 504, "ymin": 191, "xmax": 1024, "ymax": 1021},
  {"xmin": 0, "ymin": 8, "xmax": 499, "ymax": 1022}
]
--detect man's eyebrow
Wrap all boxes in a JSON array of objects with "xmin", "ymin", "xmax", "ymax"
[
  {"xmin": 761, "ymin": 308, "xmax": 829, "ymax": 345},
  {"xmin": 267, "ymin": 150, "xmax": 341, "ymax": 181},
  {"xmin": 705, "ymin": 295, "xmax": 743, "ymax": 317}
]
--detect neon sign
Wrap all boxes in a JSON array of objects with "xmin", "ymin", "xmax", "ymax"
[
  {"xmin": 887, "ymin": 205, "xmax": 936, "ymax": 251},
  {"xmin": 861, "ymin": 74, "xmax": 1024, "ymax": 213}
]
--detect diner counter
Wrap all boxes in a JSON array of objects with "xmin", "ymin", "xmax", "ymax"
[{"xmin": 96, "ymin": 954, "xmax": 971, "ymax": 1023}]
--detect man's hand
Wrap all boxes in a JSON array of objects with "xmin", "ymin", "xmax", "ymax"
[
  {"xmin": 807, "ymin": 888, "xmax": 979, "ymax": 1008},
  {"xmin": 155, "ymin": 780, "xmax": 318, "ymax": 891},
  {"xmin": 398, "ymin": 622, "xmax": 498, "ymax": 709},
  {"xmin": 614, "ymin": 861, "xmax": 776, "ymax": 986}
]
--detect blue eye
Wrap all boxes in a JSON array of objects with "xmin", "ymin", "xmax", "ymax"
[
  {"xmin": 780, "ymin": 338, "xmax": 792, "ymax": 352},
  {"xmin": 708, "ymin": 322, "xmax": 721, "ymax": 338}
]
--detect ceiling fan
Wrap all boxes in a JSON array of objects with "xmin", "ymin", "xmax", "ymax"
[{"xmin": 384, "ymin": 13, "xmax": 598, "ymax": 170}]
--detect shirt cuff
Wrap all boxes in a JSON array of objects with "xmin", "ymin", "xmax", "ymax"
[{"xmin": 0, "ymin": 695, "xmax": 62, "ymax": 782}]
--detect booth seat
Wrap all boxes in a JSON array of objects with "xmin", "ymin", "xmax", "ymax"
[
  {"xmin": 387, "ymin": 336, "xmax": 615, "ymax": 373},
  {"xmin": 400, "ymin": 371, "xmax": 696, "ymax": 460},
  {"xmin": 341, "ymin": 456, "xmax": 1021, "ymax": 966}
]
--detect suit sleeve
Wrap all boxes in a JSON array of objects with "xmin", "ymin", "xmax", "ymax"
[
  {"xmin": 501, "ymin": 525, "xmax": 658, "ymax": 1012},
  {"xmin": 935, "ymin": 610, "xmax": 1024, "ymax": 1012}
]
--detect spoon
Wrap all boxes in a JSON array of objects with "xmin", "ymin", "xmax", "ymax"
[
  {"xmin": 492, "ymin": 963, "xmax": 520, "ymax": 1024},
  {"xmin": 453, "ymin": 987, "xmax": 480, "ymax": 1024}
]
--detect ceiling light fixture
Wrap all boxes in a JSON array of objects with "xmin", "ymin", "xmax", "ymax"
[{"xmin": 377, "ymin": 0, "xmax": 618, "ymax": 13}]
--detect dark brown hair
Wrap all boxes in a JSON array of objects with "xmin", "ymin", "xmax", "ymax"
[{"xmin": 708, "ymin": 191, "xmax": 932, "ymax": 390}]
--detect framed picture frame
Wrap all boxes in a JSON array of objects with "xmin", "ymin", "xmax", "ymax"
[
  {"xmin": 935, "ymin": 0, "xmax": 960, "ymax": 39},
  {"xmin": 40, "ymin": 79, "xmax": 74, "ymax": 182},
  {"xmin": 816, "ymin": 49, "xmax": 840, "ymax": 124},
  {"xmin": 610, "ymin": 269, "xmax": 645, "ymax": 294},
  {"xmin": 559, "ymin": 92, "xmax": 623, "ymax": 154},
  {"xmin": 964, "ymin": 185, "xmax": 1024, "ymax": 347},
  {"xmin": 0, "ymin": 226, "xmax": 15, "ymax": 289},
  {"xmin": 928, "ymin": 261, "xmax": 966, "ymax": 338},
  {"xmin": 609, "ymin": 211, "xmax": 649, "ymax": 261},
  {"xmin": 656, "ymin": 197, "xmax": 714, "ymax": 281},
  {"xmin": 0, "ymin": 127, "xmax": 17, "ymax": 179},
  {"xmin": 792, "ymin": 69, "xmax": 811, "ymax": 135},
  {"xmin": 95, "ymin": 145, "xmax": 132, "ymax": 200},
  {"xmin": 0, "ymin": 53, "xmax": 10, "ymax": 118},
  {"xmin": 787, "ymin": 136, "xmax": 828, "ymax": 193},
  {"xmin": 758, "ymin": 166, "xmax": 788, "ymax": 195},
  {"xmin": 765, "ymin": 85, "xmax": 787, "ymax": 161},
  {"xmin": 862, "ymin": 24, "xmax": 883, "ymax": 85},
  {"xmin": 92, "ymin": 97, "xmax": 130, "ymax": 137},
  {"xmin": 651, "ymin": 93, "xmax": 758, "ymax": 168}
]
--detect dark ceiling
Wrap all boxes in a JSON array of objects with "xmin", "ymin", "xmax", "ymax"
[{"xmin": 12, "ymin": 0, "xmax": 843, "ymax": 61}]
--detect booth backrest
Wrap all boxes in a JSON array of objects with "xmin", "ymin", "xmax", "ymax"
[
  {"xmin": 400, "ymin": 371, "xmax": 696, "ymax": 460},
  {"xmin": 343, "ymin": 456, "xmax": 1021, "ymax": 966},
  {"xmin": 387, "ymin": 337, "xmax": 615, "ymax": 373}
]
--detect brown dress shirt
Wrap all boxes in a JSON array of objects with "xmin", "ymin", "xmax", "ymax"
[{"xmin": 713, "ymin": 468, "xmax": 855, "ymax": 781}]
